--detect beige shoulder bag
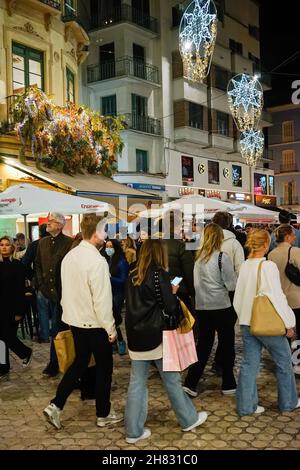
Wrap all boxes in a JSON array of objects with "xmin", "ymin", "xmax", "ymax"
[{"xmin": 250, "ymin": 261, "xmax": 286, "ymax": 336}]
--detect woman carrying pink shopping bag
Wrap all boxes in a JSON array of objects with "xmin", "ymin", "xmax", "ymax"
[{"xmin": 125, "ymin": 239, "xmax": 208, "ymax": 444}]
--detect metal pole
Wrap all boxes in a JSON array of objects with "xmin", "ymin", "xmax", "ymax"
[{"xmin": 22, "ymin": 214, "xmax": 29, "ymax": 244}]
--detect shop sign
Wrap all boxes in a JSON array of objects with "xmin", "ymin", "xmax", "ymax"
[
  {"xmin": 227, "ymin": 192, "xmax": 252, "ymax": 202},
  {"xmin": 255, "ymin": 195, "xmax": 277, "ymax": 207}
]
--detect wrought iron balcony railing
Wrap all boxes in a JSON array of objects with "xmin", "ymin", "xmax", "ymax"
[
  {"xmin": 87, "ymin": 57, "xmax": 159, "ymax": 84},
  {"xmin": 91, "ymin": 4, "xmax": 159, "ymax": 34},
  {"xmin": 124, "ymin": 113, "xmax": 161, "ymax": 136},
  {"xmin": 0, "ymin": 95, "xmax": 18, "ymax": 134},
  {"xmin": 39, "ymin": 0, "xmax": 61, "ymax": 10}
]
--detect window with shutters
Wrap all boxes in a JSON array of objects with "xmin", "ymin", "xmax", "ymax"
[
  {"xmin": 12, "ymin": 42, "xmax": 44, "ymax": 93},
  {"xmin": 136, "ymin": 149, "xmax": 148, "ymax": 173},
  {"xmin": 66, "ymin": 67, "xmax": 75, "ymax": 103},
  {"xmin": 216, "ymin": 111, "xmax": 229, "ymax": 136},
  {"xmin": 102, "ymin": 95, "xmax": 117, "ymax": 116},
  {"xmin": 188, "ymin": 102, "xmax": 203, "ymax": 129},
  {"xmin": 282, "ymin": 121, "xmax": 294, "ymax": 142},
  {"xmin": 282, "ymin": 150, "xmax": 296, "ymax": 172}
]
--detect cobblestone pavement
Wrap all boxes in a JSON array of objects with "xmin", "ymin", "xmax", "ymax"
[{"xmin": 1, "ymin": 332, "xmax": 300, "ymax": 451}]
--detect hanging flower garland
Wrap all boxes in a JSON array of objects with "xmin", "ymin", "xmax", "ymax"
[{"xmin": 13, "ymin": 86, "xmax": 125, "ymax": 176}]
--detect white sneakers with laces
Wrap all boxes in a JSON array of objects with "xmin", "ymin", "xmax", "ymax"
[
  {"xmin": 96, "ymin": 409, "xmax": 123, "ymax": 427},
  {"xmin": 126, "ymin": 428, "xmax": 151, "ymax": 444},
  {"xmin": 182, "ymin": 411, "xmax": 208, "ymax": 432},
  {"xmin": 43, "ymin": 403, "xmax": 62, "ymax": 429}
]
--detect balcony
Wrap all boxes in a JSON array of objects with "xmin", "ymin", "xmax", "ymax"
[
  {"xmin": 40, "ymin": 0, "xmax": 61, "ymax": 9},
  {"xmin": 262, "ymin": 149, "xmax": 274, "ymax": 161},
  {"xmin": 280, "ymin": 197, "xmax": 299, "ymax": 206},
  {"xmin": 124, "ymin": 114, "xmax": 161, "ymax": 136},
  {"xmin": 90, "ymin": 5, "xmax": 159, "ymax": 35},
  {"xmin": 0, "ymin": 95, "xmax": 18, "ymax": 134},
  {"xmin": 62, "ymin": 1, "xmax": 90, "ymax": 44},
  {"xmin": 277, "ymin": 163, "xmax": 299, "ymax": 173},
  {"xmin": 87, "ymin": 57, "xmax": 159, "ymax": 85},
  {"xmin": 174, "ymin": 127, "xmax": 209, "ymax": 148}
]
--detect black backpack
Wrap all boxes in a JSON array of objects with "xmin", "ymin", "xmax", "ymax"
[{"xmin": 285, "ymin": 247, "xmax": 300, "ymax": 286}]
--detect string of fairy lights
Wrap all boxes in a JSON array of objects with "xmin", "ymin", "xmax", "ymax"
[{"xmin": 178, "ymin": 0, "xmax": 266, "ymax": 167}]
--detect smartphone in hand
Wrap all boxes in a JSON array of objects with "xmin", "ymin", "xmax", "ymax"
[{"xmin": 171, "ymin": 276, "xmax": 183, "ymax": 286}]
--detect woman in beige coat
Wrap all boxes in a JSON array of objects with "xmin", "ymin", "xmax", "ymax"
[{"xmin": 268, "ymin": 224, "xmax": 300, "ymax": 374}]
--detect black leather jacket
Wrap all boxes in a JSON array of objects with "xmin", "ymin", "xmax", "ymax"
[{"xmin": 125, "ymin": 264, "xmax": 179, "ymax": 352}]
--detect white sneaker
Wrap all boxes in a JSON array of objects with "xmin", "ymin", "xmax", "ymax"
[
  {"xmin": 222, "ymin": 388, "xmax": 236, "ymax": 395},
  {"xmin": 294, "ymin": 365, "xmax": 300, "ymax": 375},
  {"xmin": 97, "ymin": 410, "xmax": 123, "ymax": 427},
  {"xmin": 294, "ymin": 398, "xmax": 300, "ymax": 409},
  {"xmin": 254, "ymin": 405, "xmax": 265, "ymax": 414},
  {"xmin": 43, "ymin": 403, "xmax": 62, "ymax": 429},
  {"xmin": 182, "ymin": 386, "xmax": 198, "ymax": 398},
  {"xmin": 126, "ymin": 428, "xmax": 151, "ymax": 444},
  {"xmin": 182, "ymin": 411, "xmax": 208, "ymax": 431},
  {"xmin": 291, "ymin": 340, "xmax": 298, "ymax": 351}
]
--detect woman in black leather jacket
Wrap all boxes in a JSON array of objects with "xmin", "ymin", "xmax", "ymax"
[{"xmin": 124, "ymin": 239, "xmax": 207, "ymax": 444}]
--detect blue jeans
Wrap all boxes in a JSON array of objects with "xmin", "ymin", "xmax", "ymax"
[
  {"xmin": 236, "ymin": 326, "xmax": 298, "ymax": 416},
  {"xmin": 125, "ymin": 358, "xmax": 199, "ymax": 439},
  {"xmin": 37, "ymin": 291, "xmax": 58, "ymax": 340}
]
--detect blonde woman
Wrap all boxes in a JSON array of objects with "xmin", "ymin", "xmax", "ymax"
[
  {"xmin": 234, "ymin": 229, "xmax": 299, "ymax": 416},
  {"xmin": 121, "ymin": 236, "xmax": 136, "ymax": 266},
  {"xmin": 125, "ymin": 239, "xmax": 208, "ymax": 444},
  {"xmin": 183, "ymin": 223, "xmax": 237, "ymax": 397}
]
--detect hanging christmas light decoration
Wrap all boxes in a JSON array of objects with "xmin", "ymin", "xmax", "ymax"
[
  {"xmin": 239, "ymin": 129, "xmax": 264, "ymax": 166},
  {"xmin": 227, "ymin": 74, "xmax": 263, "ymax": 131},
  {"xmin": 179, "ymin": 0, "xmax": 218, "ymax": 83}
]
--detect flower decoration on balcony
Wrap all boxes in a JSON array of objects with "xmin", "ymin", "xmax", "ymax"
[
  {"xmin": 240, "ymin": 129, "xmax": 264, "ymax": 166},
  {"xmin": 179, "ymin": 0, "xmax": 217, "ymax": 82},
  {"xmin": 227, "ymin": 73, "xmax": 263, "ymax": 132},
  {"xmin": 13, "ymin": 87, "xmax": 125, "ymax": 176}
]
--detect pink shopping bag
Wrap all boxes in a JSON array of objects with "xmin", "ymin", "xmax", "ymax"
[{"xmin": 163, "ymin": 329, "xmax": 198, "ymax": 372}]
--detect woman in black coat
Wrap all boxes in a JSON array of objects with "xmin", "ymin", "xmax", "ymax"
[
  {"xmin": 124, "ymin": 239, "xmax": 208, "ymax": 444},
  {"xmin": 0, "ymin": 236, "xmax": 32, "ymax": 378}
]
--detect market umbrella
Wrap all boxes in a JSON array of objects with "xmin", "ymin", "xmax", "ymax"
[
  {"xmin": 163, "ymin": 195, "xmax": 244, "ymax": 219},
  {"xmin": 231, "ymin": 203, "xmax": 278, "ymax": 222},
  {"xmin": 0, "ymin": 184, "xmax": 113, "ymax": 240}
]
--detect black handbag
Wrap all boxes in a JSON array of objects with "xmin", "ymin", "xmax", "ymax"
[
  {"xmin": 285, "ymin": 247, "xmax": 300, "ymax": 286},
  {"xmin": 154, "ymin": 271, "xmax": 180, "ymax": 330}
]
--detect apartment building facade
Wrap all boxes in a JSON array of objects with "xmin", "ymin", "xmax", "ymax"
[
  {"xmin": 81, "ymin": 0, "xmax": 274, "ymax": 205},
  {"xmin": 269, "ymin": 104, "xmax": 300, "ymax": 213},
  {"xmin": 0, "ymin": 0, "xmax": 89, "ymax": 185}
]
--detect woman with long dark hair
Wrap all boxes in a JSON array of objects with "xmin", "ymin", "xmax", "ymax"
[
  {"xmin": 125, "ymin": 239, "xmax": 207, "ymax": 444},
  {"xmin": 0, "ymin": 236, "xmax": 32, "ymax": 378}
]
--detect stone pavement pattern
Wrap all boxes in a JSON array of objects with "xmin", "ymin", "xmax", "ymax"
[{"xmin": 1, "ymin": 334, "xmax": 300, "ymax": 451}]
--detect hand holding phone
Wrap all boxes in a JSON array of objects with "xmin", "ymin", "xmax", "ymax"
[{"xmin": 171, "ymin": 276, "xmax": 183, "ymax": 286}]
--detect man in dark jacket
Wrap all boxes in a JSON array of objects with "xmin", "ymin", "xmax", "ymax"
[{"xmin": 36, "ymin": 213, "xmax": 72, "ymax": 376}]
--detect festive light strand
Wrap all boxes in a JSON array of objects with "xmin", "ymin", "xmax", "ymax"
[{"xmin": 179, "ymin": 0, "xmax": 218, "ymax": 82}]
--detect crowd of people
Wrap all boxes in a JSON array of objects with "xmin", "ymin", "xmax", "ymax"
[{"xmin": 1, "ymin": 208, "xmax": 300, "ymax": 443}]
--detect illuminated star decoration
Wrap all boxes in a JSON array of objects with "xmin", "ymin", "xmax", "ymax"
[
  {"xmin": 228, "ymin": 74, "xmax": 263, "ymax": 112},
  {"xmin": 240, "ymin": 129, "xmax": 264, "ymax": 166},
  {"xmin": 180, "ymin": 0, "xmax": 216, "ymax": 52},
  {"xmin": 179, "ymin": 0, "xmax": 217, "ymax": 82},
  {"xmin": 227, "ymin": 74, "xmax": 263, "ymax": 131}
]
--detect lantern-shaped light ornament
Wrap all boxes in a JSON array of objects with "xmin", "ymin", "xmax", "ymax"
[
  {"xmin": 179, "ymin": 0, "xmax": 218, "ymax": 83},
  {"xmin": 227, "ymin": 74, "xmax": 263, "ymax": 131},
  {"xmin": 240, "ymin": 129, "xmax": 264, "ymax": 166}
]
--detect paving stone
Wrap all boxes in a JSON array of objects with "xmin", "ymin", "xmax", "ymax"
[{"xmin": 1, "ymin": 337, "xmax": 300, "ymax": 450}]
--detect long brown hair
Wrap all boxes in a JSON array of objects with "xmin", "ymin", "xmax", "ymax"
[
  {"xmin": 132, "ymin": 239, "xmax": 168, "ymax": 286},
  {"xmin": 196, "ymin": 223, "xmax": 224, "ymax": 263}
]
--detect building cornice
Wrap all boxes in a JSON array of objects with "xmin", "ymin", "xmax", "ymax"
[{"xmin": 268, "ymin": 104, "xmax": 300, "ymax": 113}]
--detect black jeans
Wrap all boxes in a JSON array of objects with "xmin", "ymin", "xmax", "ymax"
[
  {"xmin": 184, "ymin": 308, "xmax": 236, "ymax": 391},
  {"xmin": 0, "ymin": 320, "xmax": 31, "ymax": 374},
  {"xmin": 52, "ymin": 327, "xmax": 113, "ymax": 417}
]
